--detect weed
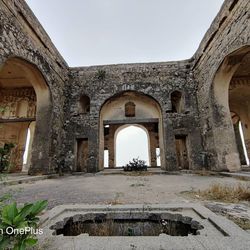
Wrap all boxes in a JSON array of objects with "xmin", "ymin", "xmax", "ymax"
[
  {"xmin": 130, "ymin": 183, "xmax": 145, "ymax": 187},
  {"xmin": 96, "ymin": 70, "xmax": 106, "ymax": 80}
]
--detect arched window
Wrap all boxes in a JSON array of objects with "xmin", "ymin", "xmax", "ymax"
[
  {"xmin": 171, "ymin": 91, "xmax": 183, "ymax": 113},
  {"xmin": 79, "ymin": 95, "xmax": 90, "ymax": 114}
]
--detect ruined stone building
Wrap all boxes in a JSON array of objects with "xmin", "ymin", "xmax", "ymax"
[{"xmin": 0, "ymin": 0, "xmax": 249, "ymax": 174}]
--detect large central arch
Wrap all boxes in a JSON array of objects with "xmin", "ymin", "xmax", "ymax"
[{"xmin": 99, "ymin": 91, "xmax": 165, "ymax": 170}]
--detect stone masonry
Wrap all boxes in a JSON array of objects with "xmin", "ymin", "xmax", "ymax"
[{"xmin": 0, "ymin": 0, "xmax": 249, "ymax": 174}]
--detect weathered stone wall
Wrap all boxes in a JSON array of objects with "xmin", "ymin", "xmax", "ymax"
[
  {"xmin": 63, "ymin": 62, "xmax": 203, "ymax": 172},
  {"xmin": 193, "ymin": 0, "xmax": 250, "ymax": 170},
  {"xmin": 0, "ymin": 0, "xmax": 68, "ymax": 174},
  {"xmin": 1, "ymin": 0, "xmax": 248, "ymax": 174}
]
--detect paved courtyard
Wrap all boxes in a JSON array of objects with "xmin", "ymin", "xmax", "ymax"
[
  {"xmin": 1, "ymin": 172, "xmax": 250, "ymax": 249},
  {"xmin": 0, "ymin": 173, "xmax": 248, "ymax": 209}
]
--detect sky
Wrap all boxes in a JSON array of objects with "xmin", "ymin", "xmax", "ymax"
[
  {"xmin": 116, "ymin": 126, "xmax": 149, "ymax": 167},
  {"xmin": 25, "ymin": 0, "xmax": 225, "ymax": 166},
  {"xmin": 26, "ymin": 0, "xmax": 224, "ymax": 67}
]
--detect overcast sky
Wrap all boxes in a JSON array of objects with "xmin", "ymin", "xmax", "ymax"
[
  {"xmin": 26, "ymin": 0, "xmax": 224, "ymax": 67},
  {"xmin": 25, "ymin": 0, "xmax": 225, "ymax": 166}
]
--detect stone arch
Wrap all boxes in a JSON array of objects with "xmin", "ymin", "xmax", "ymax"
[
  {"xmin": 113, "ymin": 124, "xmax": 151, "ymax": 167},
  {"xmin": 0, "ymin": 57, "xmax": 52, "ymax": 174},
  {"xmin": 99, "ymin": 91, "xmax": 165, "ymax": 170},
  {"xmin": 211, "ymin": 46, "xmax": 250, "ymax": 171}
]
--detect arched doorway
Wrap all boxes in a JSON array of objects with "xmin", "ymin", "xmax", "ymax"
[
  {"xmin": 230, "ymin": 112, "xmax": 249, "ymax": 166},
  {"xmin": 0, "ymin": 57, "xmax": 51, "ymax": 173},
  {"xmin": 212, "ymin": 46, "xmax": 250, "ymax": 171},
  {"xmin": 99, "ymin": 91, "xmax": 164, "ymax": 170},
  {"xmin": 115, "ymin": 125, "xmax": 150, "ymax": 167}
]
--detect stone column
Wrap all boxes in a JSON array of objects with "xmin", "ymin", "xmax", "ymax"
[
  {"xmin": 29, "ymin": 101, "xmax": 53, "ymax": 175},
  {"xmin": 108, "ymin": 125, "xmax": 115, "ymax": 168},
  {"xmin": 149, "ymin": 131, "xmax": 157, "ymax": 167},
  {"xmin": 164, "ymin": 118, "xmax": 178, "ymax": 171}
]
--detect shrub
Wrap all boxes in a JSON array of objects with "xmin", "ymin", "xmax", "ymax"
[
  {"xmin": 0, "ymin": 200, "xmax": 48, "ymax": 250},
  {"xmin": 123, "ymin": 158, "xmax": 147, "ymax": 172},
  {"xmin": 0, "ymin": 143, "xmax": 15, "ymax": 173}
]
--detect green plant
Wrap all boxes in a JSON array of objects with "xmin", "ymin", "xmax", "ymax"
[
  {"xmin": 0, "ymin": 105, "xmax": 8, "ymax": 114},
  {"xmin": 0, "ymin": 193, "xmax": 12, "ymax": 212},
  {"xmin": 0, "ymin": 200, "xmax": 48, "ymax": 250},
  {"xmin": 96, "ymin": 70, "xmax": 106, "ymax": 80},
  {"xmin": 0, "ymin": 143, "xmax": 15, "ymax": 173},
  {"xmin": 123, "ymin": 157, "xmax": 147, "ymax": 172}
]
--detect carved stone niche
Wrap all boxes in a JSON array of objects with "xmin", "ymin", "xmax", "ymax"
[{"xmin": 125, "ymin": 101, "xmax": 136, "ymax": 117}]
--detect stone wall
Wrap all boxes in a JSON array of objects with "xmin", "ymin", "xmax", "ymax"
[
  {"xmin": 193, "ymin": 0, "xmax": 250, "ymax": 170},
  {"xmin": 0, "ymin": 0, "xmax": 249, "ymax": 174},
  {"xmin": 63, "ymin": 62, "xmax": 203, "ymax": 172},
  {"xmin": 0, "ymin": 0, "xmax": 68, "ymax": 174}
]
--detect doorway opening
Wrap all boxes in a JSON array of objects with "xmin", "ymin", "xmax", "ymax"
[
  {"xmin": 104, "ymin": 149, "xmax": 109, "ymax": 168},
  {"xmin": 239, "ymin": 121, "xmax": 250, "ymax": 166},
  {"xmin": 156, "ymin": 148, "xmax": 161, "ymax": 167},
  {"xmin": 76, "ymin": 138, "xmax": 88, "ymax": 172},
  {"xmin": 115, "ymin": 125, "xmax": 150, "ymax": 167},
  {"xmin": 175, "ymin": 135, "xmax": 189, "ymax": 170}
]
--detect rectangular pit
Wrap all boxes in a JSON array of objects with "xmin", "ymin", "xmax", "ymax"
[
  {"xmin": 38, "ymin": 204, "xmax": 250, "ymax": 249},
  {"xmin": 51, "ymin": 212, "xmax": 204, "ymax": 236}
]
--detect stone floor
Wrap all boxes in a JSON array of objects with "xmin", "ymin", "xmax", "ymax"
[
  {"xmin": 1, "ymin": 172, "xmax": 250, "ymax": 249},
  {"xmin": 0, "ymin": 172, "xmax": 248, "ymax": 209}
]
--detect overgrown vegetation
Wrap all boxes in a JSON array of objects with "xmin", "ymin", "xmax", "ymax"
[
  {"xmin": 96, "ymin": 70, "xmax": 106, "ymax": 80},
  {"xmin": 0, "ymin": 143, "xmax": 15, "ymax": 173},
  {"xmin": 197, "ymin": 183, "xmax": 250, "ymax": 202},
  {"xmin": 123, "ymin": 158, "xmax": 147, "ymax": 172},
  {"xmin": 0, "ymin": 200, "xmax": 48, "ymax": 250},
  {"xmin": 0, "ymin": 193, "xmax": 12, "ymax": 211},
  {"xmin": 0, "ymin": 148, "xmax": 47, "ymax": 249}
]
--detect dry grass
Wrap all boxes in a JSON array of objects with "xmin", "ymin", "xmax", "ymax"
[
  {"xmin": 92, "ymin": 219, "xmax": 115, "ymax": 236},
  {"xmin": 109, "ymin": 200, "xmax": 124, "ymax": 205},
  {"xmin": 197, "ymin": 183, "xmax": 250, "ymax": 202},
  {"xmin": 106, "ymin": 192, "xmax": 124, "ymax": 205},
  {"xmin": 234, "ymin": 176, "xmax": 250, "ymax": 181}
]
